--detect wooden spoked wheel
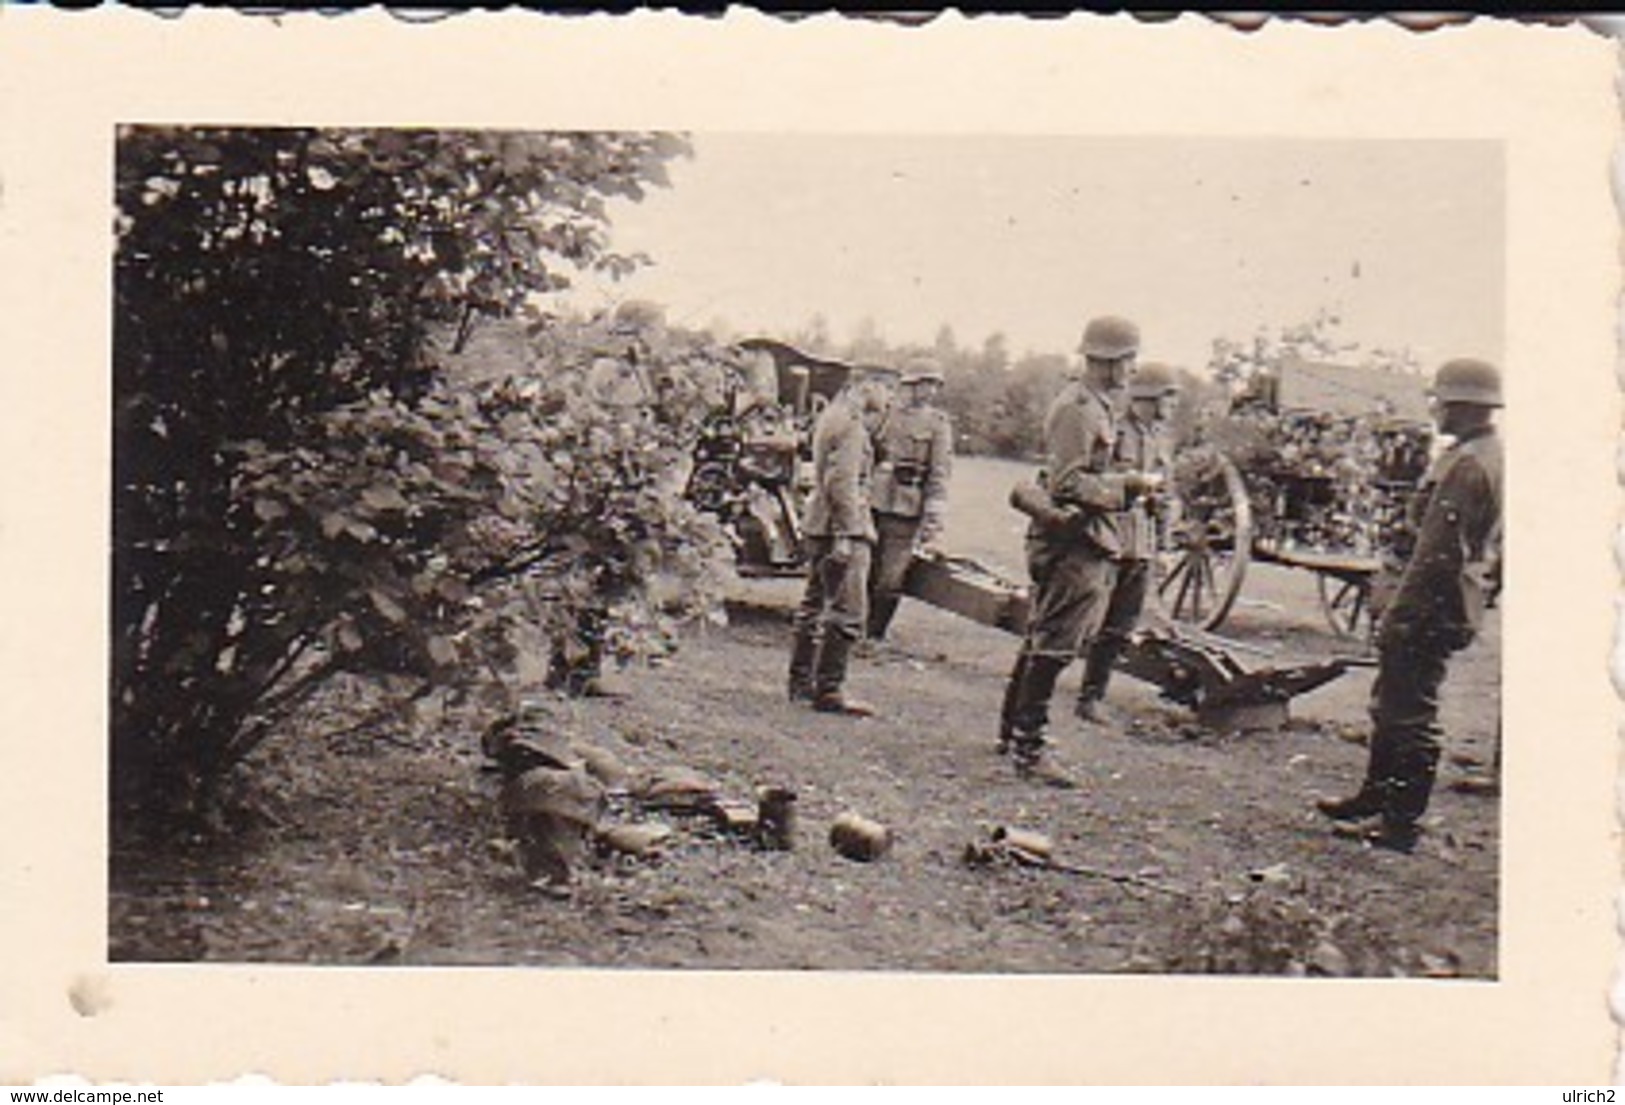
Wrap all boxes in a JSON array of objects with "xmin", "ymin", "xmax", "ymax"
[
  {"xmin": 1156, "ymin": 449, "xmax": 1253, "ymax": 631},
  {"xmin": 1316, "ymin": 572, "xmax": 1374, "ymax": 641}
]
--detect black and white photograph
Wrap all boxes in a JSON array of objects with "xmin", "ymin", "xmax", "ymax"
[
  {"xmin": 108, "ymin": 128, "xmax": 1509, "ymax": 976},
  {"xmin": 2, "ymin": 10, "xmax": 1617, "ymax": 1085}
]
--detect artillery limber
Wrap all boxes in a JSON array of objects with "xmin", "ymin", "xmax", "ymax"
[{"xmin": 1154, "ymin": 357, "xmax": 1433, "ymax": 640}]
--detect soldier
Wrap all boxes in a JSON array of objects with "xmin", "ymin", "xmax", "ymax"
[
  {"xmin": 1074, "ymin": 361, "xmax": 1179, "ymax": 725},
  {"xmin": 998, "ymin": 316, "xmax": 1164, "ymax": 785},
  {"xmin": 732, "ymin": 343, "xmax": 782, "ymax": 420},
  {"xmin": 787, "ymin": 365, "xmax": 898, "ymax": 716},
  {"xmin": 1315, "ymin": 358, "xmax": 1504, "ymax": 853},
  {"xmin": 866, "ymin": 358, "xmax": 955, "ymax": 643},
  {"xmin": 547, "ymin": 306, "xmax": 659, "ymax": 698}
]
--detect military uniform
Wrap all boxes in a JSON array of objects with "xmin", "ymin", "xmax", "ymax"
[
  {"xmin": 998, "ymin": 379, "xmax": 1137, "ymax": 764},
  {"xmin": 867, "ymin": 401, "xmax": 954, "ymax": 640},
  {"xmin": 789, "ymin": 391, "xmax": 880, "ymax": 711},
  {"xmin": 1363, "ymin": 426, "xmax": 1503, "ymax": 819},
  {"xmin": 549, "ymin": 341, "xmax": 650, "ymax": 697},
  {"xmin": 1318, "ymin": 359, "xmax": 1504, "ymax": 849},
  {"xmin": 1076, "ymin": 408, "xmax": 1173, "ymax": 714}
]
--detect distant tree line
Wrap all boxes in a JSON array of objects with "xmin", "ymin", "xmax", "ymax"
[
  {"xmin": 744, "ymin": 308, "xmax": 1422, "ymax": 461},
  {"xmin": 777, "ymin": 317, "xmax": 1222, "ymax": 460}
]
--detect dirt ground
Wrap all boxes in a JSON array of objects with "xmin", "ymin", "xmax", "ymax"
[{"xmin": 109, "ymin": 455, "xmax": 1500, "ymax": 976}]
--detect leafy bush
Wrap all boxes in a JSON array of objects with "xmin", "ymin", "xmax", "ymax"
[
  {"xmin": 112, "ymin": 126, "xmax": 726, "ymax": 828},
  {"xmin": 1152, "ymin": 883, "xmax": 1404, "ymax": 977}
]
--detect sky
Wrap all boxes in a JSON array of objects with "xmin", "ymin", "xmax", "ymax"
[{"xmin": 569, "ymin": 134, "xmax": 1504, "ymax": 374}]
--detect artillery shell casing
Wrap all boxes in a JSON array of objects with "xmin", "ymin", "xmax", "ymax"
[
  {"xmin": 756, "ymin": 785, "xmax": 798, "ymax": 850},
  {"xmin": 597, "ymin": 822, "xmax": 673, "ymax": 857},
  {"xmin": 829, "ymin": 812, "xmax": 892, "ymax": 861},
  {"xmin": 710, "ymin": 800, "xmax": 760, "ymax": 835},
  {"xmin": 990, "ymin": 826, "xmax": 1054, "ymax": 861}
]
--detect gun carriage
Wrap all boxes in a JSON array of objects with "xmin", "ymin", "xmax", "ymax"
[
  {"xmin": 684, "ymin": 343, "xmax": 1407, "ymax": 729},
  {"xmin": 896, "ymin": 356, "xmax": 1428, "ymax": 726}
]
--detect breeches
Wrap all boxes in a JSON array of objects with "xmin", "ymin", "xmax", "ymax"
[
  {"xmin": 1023, "ymin": 543, "xmax": 1117, "ymax": 661},
  {"xmin": 1368, "ymin": 638, "xmax": 1452, "ymax": 770},
  {"xmin": 1097, "ymin": 558, "xmax": 1152, "ymax": 648},
  {"xmin": 870, "ymin": 513, "xmax": 921, "ymax": 598},
  {"xmin": 795, "ymin": 536, "xmax": 873, "ymax": 643}
]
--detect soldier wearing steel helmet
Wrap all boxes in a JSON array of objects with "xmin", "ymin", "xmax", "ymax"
[
  {"xmin": 997, "ymin": 315, "xmax": 1165, "ymax": 785},
  {"xmin": 787, "ymin": 364, "xmax": 898, "ymax": 717},
  {"xmin": 866, "ymin": 358, "xmax": 955, "ymax": 643},
  {"xmin": 1316, "ymin": 357, "xmax": 1504, "ymax": 852},
  {"xmin": 547, "ymin": 301, "xmax": 669, "ymax": 697},
  {"xmin": 1074, "ymin": 361, "xmax": 1180, "ymax": 725}
]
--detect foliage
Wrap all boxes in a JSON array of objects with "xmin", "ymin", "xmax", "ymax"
[
  {"xmin": 784, "ymin": 318, "xmax": 1073, "ymax": 460},
  {"xmin": 1154, "ymin": 883, "xmax": 1405, "ymax": 977},
  {"xmin": 1188, "ymin": 405, "xmax": 1431, "ymax": 555},
  {"xmin": 776, "ymin": 309, "xmax": 1423, "ymax": 463},
  {"xmin": 112, "ymin": 126, "xmax": 718, "ymax": 827},
  {"xmin": 782, "ymin": 318, "xmax": 1237, "ymax": 460},
  {"xmin": 1206, "ymin": 307, "xmax": 1422, "ymax": 388},
  {"xmin": 1187, "ymin": 310, "xmax": 1435, "ymax": 556},
  {"xmin": 1187, "ymin": 310, "xmax": 1434, "ymax": 557}
]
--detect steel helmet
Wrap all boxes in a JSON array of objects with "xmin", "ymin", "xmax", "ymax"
[
  {"xmin": 1128, "ymin": 362, "xmax": 1179, "ymax": 399},
  {"xmin": 900, "ymin": 356, "xmax": 946, "ymax": 387},
  {"xmin": 610, "ymin": 300, "xmax": 665, "ymax": 334},
  {"xmin": 854, "ymin": 364, "xmax": 900, "ymax": 391},
  {"xmin": 1078, "ymin": 315, "xmax": 1141, "ymax": 360},
  {"xmin": 1430, "ymin": 358, "xmax": 1503, "ymax": 408}
]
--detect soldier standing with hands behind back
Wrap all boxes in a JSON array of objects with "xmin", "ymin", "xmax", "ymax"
[
  {"xmin": 787, "ymin": 366, "xmax": 898, "ymax": 717},
  {"xmin": 998, "ymin": 316, "xmax": 1165, "ymax": 785},
  {"xmin": 1316, "ymin": 358, "xmax": 1504, "ymax": 853},
  {"xmin": 867, "ymin": 358, "xmax": 955, "ymax": 644}
]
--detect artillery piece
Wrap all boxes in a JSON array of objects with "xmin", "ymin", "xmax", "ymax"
[
  {"xmin": 687, "ymin": 341, "xmax": 1380, "ymax": 728},
  {"xmin": 685, "ymin": 338, "xmax": 883, "ymax": 578},
  {"xmin": 903, "ymin": 552, "xmax": 1373, "ymax": 731}
]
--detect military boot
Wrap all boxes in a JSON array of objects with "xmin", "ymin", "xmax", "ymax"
[
  {"xmin": 787, "ymin": 622, "xmax": 820, "ymax": 704},
  {"xmin": 1385, "ymin": 740, "xmax": 1441, "ymax": 825},
  {"xmin": 1074, "ymin": 638, "xmax": 1122, "ymax": 725},
  {"xmin": 1013, "ymin": 740, "xmax": 1079, "ymax": 790},
  {"xmin": 866, "ymin": 594, "xmax": 902, "ymax": 644},
  {"xmin": 996, "ymin": 651, "xmax": 1030, "ymax": 756},
  {"xmin": 1361, "ymin": 815, "xmax": 1422, "ymax": 854},
  {"xmin": 1008, "ymin": 655, "xmax": 1075, "ymax": 788},
  {"xmin": 1316, "ymin": 722, "xmax": 1404, "ymax": 821},
  {"xmin": 1315, "ymin": 784, "xmax": 1391, "ymax": 822},
  {"xmin": 812, "ymin": 632, "xmax": 875, "ymax": 717}
]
